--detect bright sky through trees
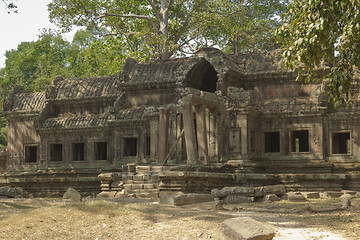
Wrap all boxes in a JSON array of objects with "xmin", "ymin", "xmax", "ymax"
[{"xmin": 0, "ymin": 0, "xmax": 73, "ymax": 67}]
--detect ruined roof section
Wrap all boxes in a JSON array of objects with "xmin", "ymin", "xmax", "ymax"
[
  {"xmin": 41, "ymin": 115, "xmax": 112, "ymax": 130},
  {"xmin": 46, "ymin": 76, "xmax": 120, "ymax": 100},
  {"xmin": 122, "ymin": 57, "xmax": 204, "ymax": 83},
  {"xmin": 3, "ymin": 92, "xmax": 46, "ymax": 114},
  {"xmin": 230, "ymin": 50, "xmax": 285, "ymax": 74}
]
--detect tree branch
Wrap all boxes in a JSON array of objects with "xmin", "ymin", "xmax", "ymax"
[
  {"xmin": 146, "ymin": 0, "xmax": 161, "ymax": 21},
  {"xmin": 96, "ymin": 13, "xmax": 159, "ymax": 33}
]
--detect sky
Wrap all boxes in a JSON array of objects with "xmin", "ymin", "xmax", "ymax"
[{"xmin": 0, "ymin": 0, "xmax": 72, "ymax": 68}]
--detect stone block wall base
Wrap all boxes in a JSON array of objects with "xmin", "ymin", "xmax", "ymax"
[{"xmin": 159, "ymin": 192, "xmax": 214, "ymax": 206}]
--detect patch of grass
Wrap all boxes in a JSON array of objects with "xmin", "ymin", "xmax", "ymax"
[
  {"xmin": 1, "ymin": 202, "xmax": 35, "ymax": 210},
  {"xmin": 63, "ymin": 200, "xmax": 125, "ymax": 214}
]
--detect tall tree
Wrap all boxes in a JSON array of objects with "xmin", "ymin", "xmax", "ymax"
[
  {"xmin": 196, "ymin": 0, "xmax": 288, "ymax": 54},
  {"xmin": 278, "ymin": 0, "xmax": 360, "ymax": 108},
  {"xmin": 48, "ymin": 0, "xmax": 205, "ymax": 60}
]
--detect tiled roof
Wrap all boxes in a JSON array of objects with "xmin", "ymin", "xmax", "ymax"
[
  {"xmin": 6, "ymin": 92, "xmax": 45, "ymax": 113},
  {"xmin": 47, "ymin": 76, "xmax": 120, "ymax": 100},
  {"xmin": 124, "ymin": 57, "xmax": 203, "ymax": 83},
  {"xmin": 41, "ymin": 115, "xmax": 112, "ymax": 129}
]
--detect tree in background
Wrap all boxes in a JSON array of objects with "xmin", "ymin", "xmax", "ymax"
[
  {"xmin": 48, "ymin": 0, "xmax": 287, "ymax": 58},
  {"xmin": 48, "ymin": 0, "xmax": 206, "ymax": 60},
  {"xmin": 196, "ymin": 0, "xmax": 288, "ymax": 54},
  {"xmin": 278, "ymin": 0, "xmax": 360, "ymax": 108}
]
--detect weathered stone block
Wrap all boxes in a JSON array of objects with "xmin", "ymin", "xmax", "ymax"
[
  {"xmin": 351, "ymin": 198, "xmax": 360, "ymax": 209},
  {"xmin": 224, "ymin": 195, "xmax": 253, "ymax": 204},
  {"xmin": 63, "ymin": 187, "xmax": 82, "ymax": 202},
  {"xmin": 287, "ymin": 192, "xmax": 307, "ymax": 202},
  {"xmin": 131, "ymin": 184, "xmax": 144, "ymax": 189},
  {"xmin": 221, "ymin": 217, "xmax": 275, "ymax": 240},
  {"xmin": 215, "ymin": 186, "xmax": 255, "ymax": 198},
  {"xmin": 301, "ymin": 192, "xmax": 320, "ymax": 199},
  {"xmin": 159, "ymin": 192, "xmax": 213, "ymax": 206},
  {"xmin": 325, "ymin": 191, "xmax": 343, "ymax": 198},
  {"xmin": 263, "ymin": 194, "xmax": 280, "ymax": 202},
  {"xmin": 254, "ymin": 185, "xmax": 285, "ymax": 197},
  {"xmin": 136, "ymin": 166, "xmax": 151, "ymax": 172},
  {"xmin": 143, "ymin": 183, "xmax": 156, "ymax": 189}
]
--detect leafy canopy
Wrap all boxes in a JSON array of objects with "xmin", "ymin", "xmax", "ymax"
[
  {"xmin": 278, "ymin": 0, "xmax": 360, "ymax": 108},
  {"xmin": 48, "ymin": 0, "xmax": 287, "ymax": 58}
]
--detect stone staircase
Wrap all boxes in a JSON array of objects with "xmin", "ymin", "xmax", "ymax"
[{"xmin": 98, "ymin": 165, "xmax": 169, "ymax": 199}]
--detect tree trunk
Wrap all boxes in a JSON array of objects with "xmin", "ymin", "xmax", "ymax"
[{"xmin": 159, "ymin": 0, "xmax": 170, "ymax": 59}]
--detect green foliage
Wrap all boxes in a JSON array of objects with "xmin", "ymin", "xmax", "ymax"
[
  {"xmin": 48, "ymin": 0, "xmax": 286, "ymax": 58},
  {"xmin": 278, "ymin": 0, "xmax": 360, "ymax": 108},
  {"xmin": 195, "ymin": 0, "xmax": 288, "ymax": 54}
]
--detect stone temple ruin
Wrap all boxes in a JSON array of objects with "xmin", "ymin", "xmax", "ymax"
[{"xmin": 2, "ymin": 48, "xmax": 360, "ymax": 198}]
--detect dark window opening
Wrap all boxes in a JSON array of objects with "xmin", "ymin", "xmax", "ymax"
[
  {"xmin": 25, "ymin": 146, "xmax": 37, "ymax": 163},
  {"xmin": 94, "ymin": 142, "xmax": 107, "ymax": 160},
  {"xmin": 72, "ymin": 143, "xmax": 85, "ymax": 161},
  {"xmin": 123, "ymin": 138, "xmax": 137, "ymax": 156},
  {"xmin": 250, "ymin": 131, "xmax": 255, "ymax": 153},
  {"xmin": 145, "ymin": 136, "xmax": 151, "ymax": 156},
  {"xmin": 264, "ymin": 132, "xmax": 280, "ymax": 153},
  {"xmin": 50, "ymin": 144, "xmax": 63, "ymax": 162},
  {"xmin": 332, "ymin": 132, "xmax": 350, "ymax": 154},
  {"xmin": 291, "ymin": 130, "xmax": 309, "ymax": 152}
]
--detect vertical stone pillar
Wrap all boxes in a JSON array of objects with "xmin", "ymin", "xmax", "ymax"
[
  {"xmin": 138, "ymin": 129, "xmax": 145, "ymax": 163},
  {"xmin": 149, "ymin": 118, "xmax": 158, "ymax": 162},
  {"xmin": 181, "ymin": 104, "xmax": 198, "ymax": 165},
  {"xmin": 158, "ymin": 108, "xmax": 169, "ymax": 164},
  {"xmin": 313, "ymin": 122, "xmax": 323, "ymax": 158},
  {"xmin": 195, "ymin": 105, "xmax": 208, "ymax": 164},
  {"xmin": 176, "ymin": 114, "xmax": 183, "ymax": 163},
  {"xmin": 237, "ymin": 114, "xmax": 248, "ymax": 157}
]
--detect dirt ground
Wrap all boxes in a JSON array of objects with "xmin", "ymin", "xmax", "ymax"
[{"xmin": 0, "ymin": 197, "xmax": 359, "ymax": 240}]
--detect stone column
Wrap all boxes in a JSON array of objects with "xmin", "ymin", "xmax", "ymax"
[
  {"xmin": 195, "ymin": 105, "xmax": 208, "ymax": 164},
  {"xmin": 138, "ymin": 129, "xmax": 145, "ymax": 163},
  {"xmin": 149, "ymin": 118, "xmax": 158, "ymax": 162},
  {"xmin": 158, "ymin": 108, "xmax": 169, "ymax": 164},
  {"xmin": 181, "ymin": 104, "xmax": 198, "ymax": 165},
  {"xmin": 176, "ymin": 114, "xmax": 183, "ymax": 163},
  {"xmin": 237, "ymin": 114, "xmax": 248, "ymax": 157}
]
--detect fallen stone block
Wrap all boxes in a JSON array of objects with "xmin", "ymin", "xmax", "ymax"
[
  {"xmin": 212, "ymin": 186, "xmax": 254, "ymax": 198},
  {"xmin": 351, "ymin": 198, "xmax": 360, "ymax": 209},
  {"xmin": 221, "ymin": 217, "xmax": 275, "ymax": 240},
  {"xmin": 301, "ymin": 192, "xmax": 320, "ymax": 199},
  {"xmin": 63, "ymin": 187, "xmax": 82, "ymax": 202},
  {"xmin": 263, "ymin": 194, "xmax": 280, "ymax": 203},
  {"xmin": 0, "ymin": 186, "xmax": 28, "ymax": 198},
  {"xmin": 340, "ymin": 194, "xmax": 352, "ymax": 208},
  {"xmin": 287, "ymin": 192, "xmax": 307, "ymax": 202},
  {"xmin": 325, "ymin": 191, "xmax": 343, "ymax": 198},
  {"xmin": 98, "ymin": 172, "xmax": 121, "ymax": 181},
  {"xmin": 254, "ymin": 185, "xmax": 286, "ymax": 197},
  {"xmin": 341, "ymin": 190, "xmax": 357, "ymax": 196},
  {"xmin": 224, "ymin": 195, "xmax": 253, "ymax": 204},
  {"xmin": 96, "ymin": 190, "xmax": 125, "ymax": 198},
  {"xmin": 159, "ymin": 192, "xmax": 214, "ymax": 206}
]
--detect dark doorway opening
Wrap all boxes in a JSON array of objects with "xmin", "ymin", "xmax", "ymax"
[
  {"xmin": 332, "ymin": 132, "xmax": 350, "ymax": 154},
  {"xmin": 72, "ymin": 143, "xmax": 85, "ymax": 161},
  {"xmin": 50, "ymin": 144, "xmax": 63, "ymax": 162},
  {"xmin": 25, "ymin": 145, "xmax": 37, "ymax": 163},
  {"xmin": 264, "ymin": 132, "xmax": 280, "ymax": 153},
  {"xmin": 94, "ymin": 142, "xmax": 107, "ymax": 160},
  {"xmin": 145, "ymin": 136, "xmax": 150, "ymax": 157},
  {"xmin": 291, "ymin": 130, "xmax": 309, "ymax": 152},
  {"xmin": 123, "ymin": 138, "xmax": 137, "ymax": 156}
]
